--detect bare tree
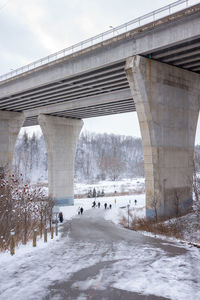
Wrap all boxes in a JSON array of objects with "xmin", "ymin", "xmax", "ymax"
[
  {"xmin": 174, "ymin": 189, "xmax": 180, "ymax": 217},
  {"xmin": 0, "ymin": 172, "xmax": 53, "ymax": 251},
  {"xmin": 149, "ymin": 195, "xmax": 160, "ymax": 222},
  {"xmin": 193, "ymin": 160, "xmax": 200, "ymax": 221},
  {"xmin": 14, "ymin": 130, "xmax": 145, "ymax": 183},
  {"xmin": 101, "ymin": 156, "xmax": 124, "ymax": 181}
]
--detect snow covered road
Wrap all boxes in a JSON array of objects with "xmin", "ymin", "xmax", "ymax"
[{"xmin": 0, "ymin": 208, "xmax": 200, "ymax": 300}]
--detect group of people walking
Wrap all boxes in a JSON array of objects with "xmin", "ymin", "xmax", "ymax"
[
  {"xmin": 77, "ymin": 198, "xmax": 138, "ymax": 216},
  {"xmin": 60, "ymin": 197, "xmax": 138, "ymax": 218},
  {"xmin": 92, "ymin": 200, "xmax": 112, "ymax": 210},
  {"xmin": 78, "ymin": 207, "xmax": 84, "ymax": 215}
]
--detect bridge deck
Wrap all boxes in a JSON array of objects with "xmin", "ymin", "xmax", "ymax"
[{"xmin": 0, "ymin": 2, "xmax": 199, "ymax": 126}]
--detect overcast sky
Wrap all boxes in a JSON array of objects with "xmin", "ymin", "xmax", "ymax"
[{"xmin": 1, "ymin": 0, "xmax": 200, "ymax": 143}]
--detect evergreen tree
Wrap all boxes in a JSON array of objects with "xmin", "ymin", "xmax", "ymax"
[{"xmin": 92, "ymin": 188, "xmax": 97, "ymax": 198}]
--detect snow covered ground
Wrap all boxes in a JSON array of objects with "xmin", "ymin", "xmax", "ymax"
[
  {"xmin": 39, "ymin": 177, "xmax": 145, "ymax": 205},
  {"xmin": 1, "ymin": 193, "xmax": 200, "ymax": 300},
  {"xmin": 61, "ymin": 193, "xmax": 146, "ymax": 222},
  {"xmin": 0, "ymin": 199, "xmax": 200, "ymax": 300},
  {"xmin": 21, "ymin": 175, "xmax": 200, "ymax": 246},
  {"xmin": 74, "ymin": 177, "xmax": 145, "ymax": 196}
]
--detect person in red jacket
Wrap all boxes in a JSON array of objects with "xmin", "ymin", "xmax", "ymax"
[{"xmin": 59, "ymin": 212, "xmax": 63, "ymax": 223}]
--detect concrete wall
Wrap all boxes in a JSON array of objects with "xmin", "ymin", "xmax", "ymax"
[
  {"xmin": 0, "ymin": 110, "xmax": 25, "ymax": 173},
  {"xmin": 38, "ymin": 114, "xmax": 83, "ymax": 205},
  {"xmin": 126, "ymin": 56, "xmax": 200, "ymax": 217}
]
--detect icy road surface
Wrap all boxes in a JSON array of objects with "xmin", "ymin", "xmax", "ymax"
[{"xmin": 0, "ymin": 209, "xmax": 200, "ymax": 300}]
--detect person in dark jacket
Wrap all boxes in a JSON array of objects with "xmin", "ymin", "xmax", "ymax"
[
  {"xmin": 98, "ymin": 202, "xmax": 101, "ymax": 208},
  {"xmin": 59, "ymin": 212, "xmax": 63, "ymax": 223},
  {"xmin": 104, "ymin": 203, "xmax": 107, "ymax": 209},
  {"xmin": 80, "ymin": 207, "xmax": 84, "ymax": 215}
]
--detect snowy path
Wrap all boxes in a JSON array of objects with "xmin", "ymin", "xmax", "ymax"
[{"xmin": 0, "ymin": 209, "xmax": 200, "ymax": 300}]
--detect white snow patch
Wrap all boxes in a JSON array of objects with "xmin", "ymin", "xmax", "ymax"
[
  {"xmin": 59, "ymin": 194, "xmax": 146, "ymax": 224},
  {"xmin": 74, "ymin": 177, "xmax": 145, "ymax": 195}
]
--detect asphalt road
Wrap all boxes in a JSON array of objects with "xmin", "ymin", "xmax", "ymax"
[
  {"xmin": 44, "ymin": 209, "xmax": 199, "ymax": 300},
  {"xmin": 1, "ymin": 208, "xmax": 199, "ymax": 300}
]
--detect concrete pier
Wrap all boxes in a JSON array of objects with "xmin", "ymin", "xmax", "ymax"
[
  {"xmin": 0, "ymin": 111, "xmax": 25, "ymax": 173},
  {"xmin": 38, "ymin": 115, "xmax": 83, "ymax": 205},
  {"xmin": 126, "ymin": 56, "xmax": 200, "ymax": 217}
]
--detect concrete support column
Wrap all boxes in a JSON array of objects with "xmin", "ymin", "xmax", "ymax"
[
  {"xmin": 38, "ymin": 114, "xmax": 83, "ymax": 206},
  {"xmin": 0, "ymin": 111, "xmax": 25, "ymax": 173},
  {"xmin": 126, "ymin": 55, "xmax": 200, "ymax": 217}
]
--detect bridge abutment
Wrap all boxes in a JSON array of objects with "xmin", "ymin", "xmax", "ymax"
[
  {"xmin": 38, "ymin": 114, "xmax": 83, "ymax": 206},
  {"xmin": 126, "ymin": 55, "xmax": 200, "ymax": 218},
  {"xmin": 0, "ymin": 111, "xmax": 25, "ymax": 173}
]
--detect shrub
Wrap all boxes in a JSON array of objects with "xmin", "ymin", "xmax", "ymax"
[{"xmin": 0, "ymin": 173, "xmax": 54, "ymax": 251}]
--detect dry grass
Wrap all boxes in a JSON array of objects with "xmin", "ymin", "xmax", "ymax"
[
  {"xmin": 119, "ymin": 215, "xmax": 128, "ymax": 227},
  {"xmin": 120, "ymin": 212, "xmax": 186, "ymax": 240},
  {"xmin": 130, "ymin": 217, "xmax": 184, "ymax": 239}
]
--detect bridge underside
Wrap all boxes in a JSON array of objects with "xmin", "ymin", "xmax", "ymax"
[
  {"xmin": 0, "ymin": 62, "xmax": 136, "ymax": 126},
  {"xmin": 24, "ymin": 97, "xmax": 135, "ymax": 127},
  {"xmin": 24, "ymin": 33, "xmax": 200, "ymax": 126},
  {"xmin": 145, "ymin": 37, "xmax": 200, "ymax": 74},
  {"xmin": 1, "ymin": 36, "xmax": 200, "ymax": 127}
]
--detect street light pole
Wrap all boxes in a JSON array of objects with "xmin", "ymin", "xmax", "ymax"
[
  {"xmin": 127, "ymin": 204, "xmax": 130, "ymax": 228},
  {"xmin": 109, "ymin": 26, "xmax": 119, "ymax": 36}
]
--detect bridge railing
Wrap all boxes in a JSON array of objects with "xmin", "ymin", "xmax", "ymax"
[{"xmin": 0, "ymin": 0, "xmax": 199, "ymax": 82}]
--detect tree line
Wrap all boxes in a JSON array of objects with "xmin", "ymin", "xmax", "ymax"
[
  {"xmin": 14, "ymin": 130, "xmax": 200, "ymax": 184},
  {"xmin": 13, "ymin": 131, "xmax": 144, "ymax": 182}
]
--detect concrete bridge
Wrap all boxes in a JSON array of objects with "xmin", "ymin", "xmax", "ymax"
[{"xmin": 0, "ymin": 0, "xmax": 200, "ymax": 217}]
